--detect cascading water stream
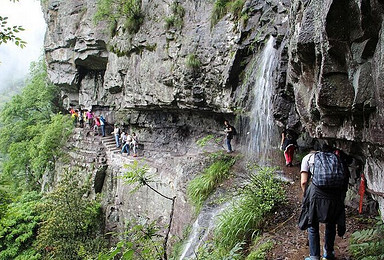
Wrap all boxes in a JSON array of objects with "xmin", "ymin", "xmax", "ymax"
[
  {"xmin": 179, "ymin": 37, "xmax": 282, "ymax": 259},
  {"xmin": 244, "ymin": 37, "xmax": 279, "ymax": 164},
  {"xmin": 179, "ymin": 202, "xmax": 229, "ymax": 259}
]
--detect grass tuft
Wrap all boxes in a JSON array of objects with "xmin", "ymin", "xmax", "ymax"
[
  {"xmin": 185, "ymin": 53, "xmax": 201, "ymax": 71},
  {"xmin": 214, "ymin": 166, "xmax": 285, "ymax": 249},
  {"xmin": 187, "ymin": 152, "xmax": 236, "ymax": 211},
  {"xmin": 211, "ymin": 0, "xmax": 246, "ymax": 28}
]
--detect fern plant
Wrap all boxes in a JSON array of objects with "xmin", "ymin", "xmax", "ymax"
[{"xmin": 349, "ymin": 217, "xmax": 384, "ymax": 260}]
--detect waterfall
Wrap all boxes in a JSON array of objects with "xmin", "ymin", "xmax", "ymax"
[
  {"xmin": 243, "ymin": 37, "xmax": 279, "ymax": 163},
  {"xmin": 179, "ymin": 202, "xmax": 229, "ymax": 259}
]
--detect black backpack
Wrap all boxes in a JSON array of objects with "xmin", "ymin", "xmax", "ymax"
[
  {"xmin": 231, "ymin": 125, "xmax": 238, "ymax": 136},
  {"xmin": 311, "ymin": 152, "xmax": 345, "ymax": 188}
]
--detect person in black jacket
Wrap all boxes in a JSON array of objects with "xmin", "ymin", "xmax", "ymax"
[
  {"xmin": 299, "ymin": 144, "xmax": 348, "ymax": 260},
  {"xmin": 224, "ymin": 120, "xmax": 234, "ymax": 153},
  {"xmin": 280, "ymin": 129, "xmax": 297, "ymax": 166}
]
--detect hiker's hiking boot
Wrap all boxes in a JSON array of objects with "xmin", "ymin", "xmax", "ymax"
[
  {"xmin": 322, "ymin": 252, "xmax": 335, "ymax": 260},
  {"xmin": 304, "ymin": 257, "xmax": 320, "ymax": 260}
]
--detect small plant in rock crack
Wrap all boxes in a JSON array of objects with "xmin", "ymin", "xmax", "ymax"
[
  {"xmin": 185, "ymin": 53, "xmax": 201, "ymax": 71},
  {"xmin": 164, "ymin": 1, "xmax": 185, "ymax": 30},
  {"xmin": 120, "ymin": 160, "xmax": 176, "ymax": 260}
]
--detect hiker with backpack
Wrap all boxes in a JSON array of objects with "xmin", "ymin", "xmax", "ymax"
[
  {"xmin": 121, "ymin": 132, "xmax": 132, "ymax": 155},
  {"xmin": 298, "ymin": 144, "xmax": 349, "ymax": 260},
  {"xmin": 280, "ymin": 129, "xmax": 297, "ymax": 167},
  {"xmin": 224, "ymin": 120, "xmax": 236, "ymax": 153}
]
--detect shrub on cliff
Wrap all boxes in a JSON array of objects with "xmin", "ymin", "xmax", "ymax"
[
  {"xmin": 0, "ymin": 191, "xmax": 41, "ymax": 260},
  {"xmin": 164, "ymin": 1, "xmax": 185, "ymax": 30},
  {"xmin": 187, "ymin": 152, "xmax": 236, "ymax": 211},
  {"xmin": 0, "ymin": 58, "xmax": 72, "ymax": 191},
  {"xmin": 211, "ymin": 0, "xmax": 246, "ymax": 28},
  {"xmin": 36, "ymin": 171, "xmax": 106, "ymax": 260},
  {"xmin": 94, "ymin": 0, "xmax": 144, "ymax": 36}
]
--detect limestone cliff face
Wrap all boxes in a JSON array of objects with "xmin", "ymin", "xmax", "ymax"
[
  {"xmin": 286, "ymin": 0, "xmax": 384, "ymax": 214},
  {"xmin": 42, "ymin": 0, "xmax": 384, "ymax": 239},
  {"xmin": 42, "ymin": 0, "xmax": 291, "ymax": 240}
]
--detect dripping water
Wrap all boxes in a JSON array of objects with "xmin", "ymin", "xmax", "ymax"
[{"xmin": 243, "ymin": 37, "xmax": 279, "ymax": 164}]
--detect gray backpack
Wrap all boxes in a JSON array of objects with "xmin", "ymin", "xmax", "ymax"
[{"xmin": 311, "ymin": 152, "xmax": 345, "ymax": 188}]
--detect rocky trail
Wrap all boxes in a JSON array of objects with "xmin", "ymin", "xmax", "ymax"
[{"xmin": 264, "ymin": 162, "xmax": 375, "ymax": 260}]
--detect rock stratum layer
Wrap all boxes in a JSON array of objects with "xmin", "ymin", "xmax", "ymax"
[{"xmin": 42, "ymin": 0, "xmax": 384, "ymax": 240}]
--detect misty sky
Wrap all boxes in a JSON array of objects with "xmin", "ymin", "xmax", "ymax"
[{"xmin": 0, "ymin": 0, "xmax": 46, "ymax": 91}]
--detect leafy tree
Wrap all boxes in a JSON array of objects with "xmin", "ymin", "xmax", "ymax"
[
  {"xmin": 0, "ymin": 0, "xmax": 27, "ymax": 49},
  {"xmin": 0, "ymin": 191, "xmax": 41, "ymax": 260},
  {"xmin": 0, "ymin": 58, "xmax": 71, "ymax": 191},
  {"xmin": 36, "ymin": 171, "xmax": 106, "ymax": 260}
]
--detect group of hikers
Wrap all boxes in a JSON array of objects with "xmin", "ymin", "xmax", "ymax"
[
  {"xmin": 69, "ymin": 108, "xmax": 107, "ymax": 137},
  {"xmin": 112, "ymin": 124, "xmax": 139, "ymax": 157},
  {"xmin": 224, "ymin": 119, "xmax": 352, "ymax": 260},
  {"xmin": 69, "ymin": 108, "xmax": 139, "ymax": 157},
  {"xmin": 67, "ymin": 110, "xmax": 352, "ymax": 259}
]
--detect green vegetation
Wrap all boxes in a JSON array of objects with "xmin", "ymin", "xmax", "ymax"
[
  {"xmin": 215, "ymin": 166, "xmax": 284, "ymax": 249},
  {"xmin": 118, "ymin": 160, "xmax": 176, "ymax": 260},
  {"xmin": 98, "ymin": 218, "xmax": 164, "ymax": 260},
  {"xmin": 0, "ymin": 191, "xmax": 41, "ymax": 260},
  {"xmin": 192, "ymin": 166, "xmax": 284, "ymax": 259},
  {"xmin": 36, "ymin": 171, "xmax": 106, "ymax": 260},
  {"xmin": 211, "ymin": 0, "xmax": 246, "ymax": 28},
  {"xmin": 197, "ymin": 135, "xmax": 224, "ymax": 149},
  {"xmin": 0, "ymin": 14, "xmax": 26, "ymax": 49},
  {"xmin": 197, "ymin": 241, "xmax": 243, "ymax": 260},
  {"xmin": 169, "ymin": 225, "xmax": 192, "ymax": 260},
  {"xmin": 187, "ymin": 152, "xmax": 236, "ymax": 210},
  {"xmin": 0, "ymin": 56, "xmax": 102, "ymax": 259},
  {"xmin": 94, "ymin": 0, "xmax": 144, "ymax": 36},
  {"xmin": 185, "ymin": 53, "xmax": 201, "ymax": 71},
  {"xmin": 349, "ymin": 216, "xmax": 384, "ymax": 260},
  {"xmin": 0, "ymin": 58, "xmax": 72, "ymax": 191},
  {"xmin": 164, "ymin": 1, "xmax": 185, "ymax": 30},
  {"xmin": 245, "ymin": 236, "xmax": 274, "ymax": 260},
  {"xmin": 196, "ymin": 135, "xmax": 215, "ymax": 147}
]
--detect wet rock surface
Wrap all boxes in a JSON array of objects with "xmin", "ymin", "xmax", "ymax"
[
  {"xmin": 286, "ymin": 0, "xmax": 384, "ymax": 217},
  {"xmin": 42, "ymin": 0, "xmax": 384, "ymax": 248}
]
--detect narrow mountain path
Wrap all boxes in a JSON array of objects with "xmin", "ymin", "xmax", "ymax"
[{"xmin": 265, "ymin": 159, "xmax": 373, "ymax": 260}]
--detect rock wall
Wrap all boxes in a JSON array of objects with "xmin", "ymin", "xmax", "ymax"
[
  {"xmin": 42, "ymin": 0, "xmax": 384, "ymax": 242},
  {"xmin": 42, "ymin": 0, "xmax": 292, "ymax": 243},
  {"xmin": 285, "ymin": 0, "xmax": 384, "ymax": 215}
]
